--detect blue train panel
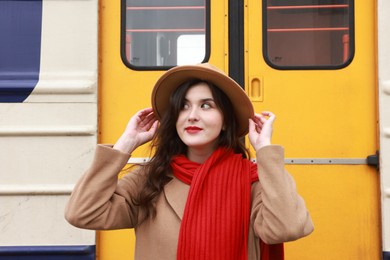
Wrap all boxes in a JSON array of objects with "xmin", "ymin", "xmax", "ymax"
[
  {"xmin": 384, "ymin": 251, "xmax": 390, "ymax": 260},
  {"xmin": 0, "ymin": 0, "xmax": 42, "ymax": 102},
  {"xmin": 0, "ymin": 246, "xmax": 95, "ymax": 260}
]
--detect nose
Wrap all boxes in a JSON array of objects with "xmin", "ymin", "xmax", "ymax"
[{"xmin": 187, "ymin": 107, "xmax": 199, "ymax": 122}]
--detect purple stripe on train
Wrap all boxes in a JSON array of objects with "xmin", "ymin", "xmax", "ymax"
[
  {"xmin": 0, "ymin": 0, "xmax": 42, "ymax": 102},
  {"xmin": 0, "ymin": 245, "xmax": 95, "ymax": 260}
]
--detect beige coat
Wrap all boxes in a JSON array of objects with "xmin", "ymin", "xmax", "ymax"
[{"xmin": 65, "ymin": 144, "xmax": 314, "ymax": 259}]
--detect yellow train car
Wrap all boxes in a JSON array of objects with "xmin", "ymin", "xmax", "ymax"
[
  {"xmin": 1, "ymin": 0, "xmax": 389, "ymax": 259},
  {"xmin": 98, "ymin": 0, "xmax": 383, "ymax": 259}
]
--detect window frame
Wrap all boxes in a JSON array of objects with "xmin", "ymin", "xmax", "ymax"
[{"xmin": 120, "ymin": 0, "xmax": 211, "ymax": 71}]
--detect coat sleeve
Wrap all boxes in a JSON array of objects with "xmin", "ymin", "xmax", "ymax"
[
  {"xmin": 251, "ymin": 145, "xmax": 314, "ymax": 244},
  {"xmin": 65, "ymin": 144, "xmax": 144, "ymax": 230}
]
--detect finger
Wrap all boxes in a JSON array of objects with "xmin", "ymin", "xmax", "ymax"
[
  {"xmin": 150, "ymin": 120, "xmax": 159, "ymax": 131},
  {"xmin": 137, "ymin": 108, "xmax": 155, "ymax": 123},
  {"xmin": 251, "ymin": 114, "xmax": 263, "ymax": 126},
  {"xmin": 249, "ymin": 117, "xmax": 262, "ymax": 133},
  {"xmin": 260, "ymin": 111, "xmax": 276, "ymax": 124},
  {"xmin": 140, "ymin": 107, "xmax": 153, "ymax": 113},
  {"xmin": 136, "ymin": 107, "xmax": 152, "ymax": 117},
  {"xmin": 144, "ymin": 110, "xmax": 156, "ymax": 121},
  {"xmin": 261, "ymin": 111, "xmax": 276, "ymax": 119},
  {"xmin": 142, "ymin": 114, "xmax": 158, "ymax": 130},
  {"xmin": 248, "ymin": 118, "xmax": 255, "ymax": 132},
  {"xmin": 138, "ymin": 109, "xmax": 154, "ymax": 121}
]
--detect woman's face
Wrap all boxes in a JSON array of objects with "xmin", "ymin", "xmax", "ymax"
[{"xmin": 176, "ymin": 82, "xmax": 224, "ymax": 157}]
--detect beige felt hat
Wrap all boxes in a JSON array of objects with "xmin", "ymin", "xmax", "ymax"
[{"xmin": 151, "ymin": 63, "xmax": 254, "ymax": 137}]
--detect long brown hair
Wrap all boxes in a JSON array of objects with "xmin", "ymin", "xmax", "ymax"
[{"xmin": 133, "ymin": 80, "xmax": 250, "ymax": 222}]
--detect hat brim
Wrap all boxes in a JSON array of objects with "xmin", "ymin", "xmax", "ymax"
[{"xmin": 151, "ymin": 64, "xmax": 254, "ymax": 137}]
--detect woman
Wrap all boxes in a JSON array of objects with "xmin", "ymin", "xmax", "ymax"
[{"xmin": 65, "ymin": 63, "xmax": 314, "ymax": 260}]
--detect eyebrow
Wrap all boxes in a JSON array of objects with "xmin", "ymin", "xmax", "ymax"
[
  {"xmin": 184, "ymin": 98, "xmax": 215, "ymax": 103},
  {"xmin": 200, "ymin": 98, "xmax": 215, "ymax": 102}
]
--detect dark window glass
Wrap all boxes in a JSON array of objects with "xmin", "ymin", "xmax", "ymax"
[{"xmin": 264, "ymin": 0, "xmax": 354, "ymax": 69}]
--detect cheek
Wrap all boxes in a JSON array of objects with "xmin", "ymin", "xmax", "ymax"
[
  {"xmin": 176, "ymin": 113, "xmax": 186, "ymax": 133},
  {"xmin": 209, "ymin": 115, "xmax": 224, "ymax": 132},
  {"xmin": 216, "ymin": 112, "xmax": 224, "ymax": 128},
  {"xmin": 176, "ymin": 113, "xmax": 184, "ymax": 126}
]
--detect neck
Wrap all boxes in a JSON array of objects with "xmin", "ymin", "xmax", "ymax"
[{"xmin": 187, "ymin": 146, "xmax": 216, "ymax": 163}]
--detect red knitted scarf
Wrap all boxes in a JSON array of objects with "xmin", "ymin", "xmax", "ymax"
[{"xmin": 171, "ymin": 147, "xmax": 284, "ymax": 260}]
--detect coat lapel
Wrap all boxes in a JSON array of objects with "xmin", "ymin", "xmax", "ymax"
[{"xmin": 163, "ymin": 177, "xmax": 189, "ymax": 220}]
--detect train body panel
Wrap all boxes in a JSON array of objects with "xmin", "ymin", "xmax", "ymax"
[
  {"xmin": 1, "ymin": 0, "xmax": 389, "ymax": 259},
  {"xmin": 378, "ymin": 0, "xmax": 390, "ymax": 258},
  {"xmin": 0, "ymin": 0, "xmax": 97, "ymax": 258}
]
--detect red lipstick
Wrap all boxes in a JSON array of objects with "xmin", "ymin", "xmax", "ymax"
[{"xmin": 185, "ymin": 126, "xmax": 202, "ymax": 134}]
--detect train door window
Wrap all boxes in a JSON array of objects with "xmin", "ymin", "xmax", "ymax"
[
  {"xmin": 122, "ymin": 0, "xmax": 209, "ymax": 69},
  {"xmin": 263, "ymin": 0, "xmax": 354, "ymax": 69}
]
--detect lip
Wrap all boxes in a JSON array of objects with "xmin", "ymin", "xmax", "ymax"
[{"xmin": 185, "ymin": 126, "xmax": 203, "ymax": 134}]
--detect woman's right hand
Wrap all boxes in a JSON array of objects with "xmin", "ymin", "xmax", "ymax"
[{"xmin": 113, "ymin": 108, "xmax": 159, "ymax": 154}]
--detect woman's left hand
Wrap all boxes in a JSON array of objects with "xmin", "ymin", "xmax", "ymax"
[{"xmin": 248, "ymin": 111, "xmax": 276, "ymax": 151}]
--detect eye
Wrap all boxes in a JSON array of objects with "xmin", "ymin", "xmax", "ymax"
[
  {"xmin": 181, "ymin": 102, "xmax": 190, "ymax": 110},
  {"xmin": 201, "ymin": 102, "xmax": 212, "ymax": 109}
]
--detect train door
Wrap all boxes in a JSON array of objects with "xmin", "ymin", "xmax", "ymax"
[
  {"xmin": 245, "ymin": 0, "xmax": 380, "ymax": 259},
  {"xmin": 98, "ymin": 0, "xmax": 228, "ymax": 259}
]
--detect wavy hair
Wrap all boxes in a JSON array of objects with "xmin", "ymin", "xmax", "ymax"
[{"xmin": 133, "ymin": 80, "xmax": 250, "ymax": 223}]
